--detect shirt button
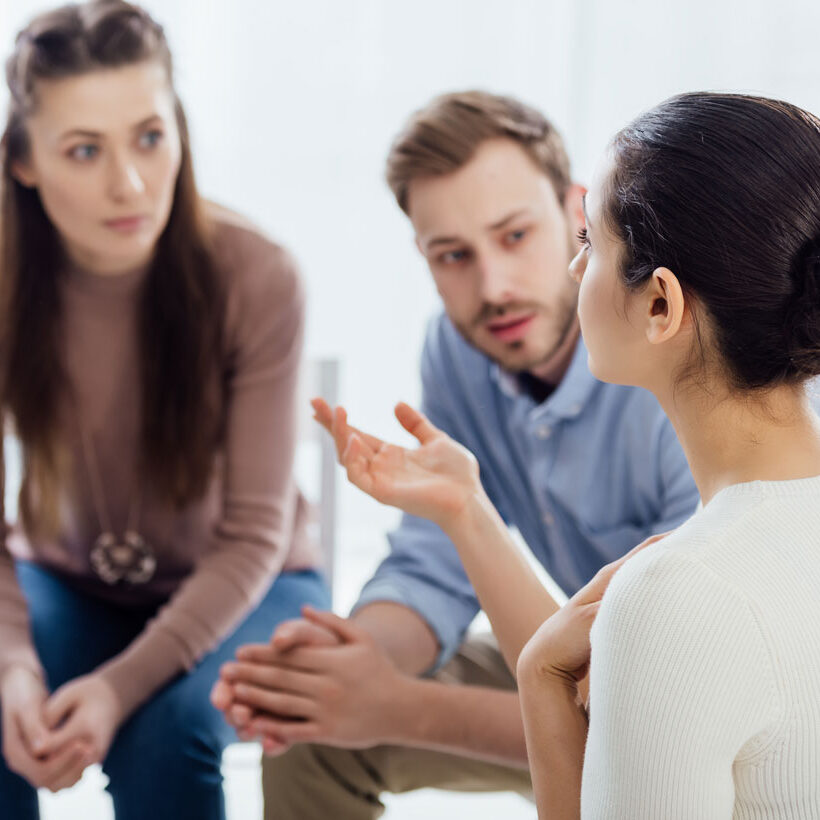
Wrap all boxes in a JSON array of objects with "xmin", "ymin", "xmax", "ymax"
[
  {"xmin": 542, "ymin": 512, "xmax": 555, "ymax": 526},
  {"xmin": 535, "ymin": 425, "xmax": 552, "ymax": 439}
]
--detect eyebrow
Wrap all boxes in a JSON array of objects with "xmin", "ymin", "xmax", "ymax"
[
  {"xmin": 58, "ymin": 114, "xmax": 163, "ymax": 141},
  {"xmin": 425, "ymin": 208, "xmax": 531, "ymax": 250}
]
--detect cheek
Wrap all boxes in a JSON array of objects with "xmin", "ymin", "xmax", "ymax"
[
  {"xmin": 431, "ymin": 269, "xmax": 478, "ymax": 316},
  {"xmin": 35, "ymin": 166, "xmax": 104, "ymax": 233},
  {"xmin": 149, "ymin": 141, "xmax": 182, "ymax": 198}
]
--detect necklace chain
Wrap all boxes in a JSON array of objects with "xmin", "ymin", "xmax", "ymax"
[{"xmin": 75, "ymin": 398, "xmax": 156, "ymax": 585}]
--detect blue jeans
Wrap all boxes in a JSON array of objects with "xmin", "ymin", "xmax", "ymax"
[{"xmin": 0, "ymin": 561, "xmax": 330, "ymax": 820}]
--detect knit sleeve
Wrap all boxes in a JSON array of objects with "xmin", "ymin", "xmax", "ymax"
[
  {"xmin": 0, "ymin": 433, "xmax": 44, "ymax": 683},
  {"xmin": 581, "ymin": 546, "xmax": 782, "ymax": 819},
  {"xmin": 96, "ymin": 233, "xmax": 312, "ymax": 717}
]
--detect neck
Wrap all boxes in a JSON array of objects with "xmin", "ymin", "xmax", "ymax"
[
  {"xmin": 528, "ymin": 317, "xmax": 581, "ymax": 385},
  {"xmin": 654, "ymin": 377, "xmax": 820, "ymax": 505},
  {"xmin": 65, "ymin": 243, "xmax": 154, "ymax": 277}
]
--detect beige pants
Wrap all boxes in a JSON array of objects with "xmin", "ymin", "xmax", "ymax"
[{"xmin": 262, "ymin": 634, "xmax": 533, "ymax": 819}]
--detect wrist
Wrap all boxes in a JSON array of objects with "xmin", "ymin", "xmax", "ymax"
[
  {"xmin": 440, "ymin": 488, "xmax": 496, "ymax": 540},
  {"xmin": 377, "ymin": 674, "xmax": 426, "ymax": 745},
  {"xmin": 1, "ymin": 663, "xmax": 44, "ymax": 694}
]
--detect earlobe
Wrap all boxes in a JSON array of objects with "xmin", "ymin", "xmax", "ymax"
[
  {"xmin": 645, "ymin": 267, "xmax": 685, "ymax": 345},
  {"xmin": 10, "ymin": 160, "xmax": 37, "ymax": 188}
]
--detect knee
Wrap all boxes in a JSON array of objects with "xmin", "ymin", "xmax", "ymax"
[{"xmin": 105, "ymin": 680, "xmax": 228, "ymax": 782}]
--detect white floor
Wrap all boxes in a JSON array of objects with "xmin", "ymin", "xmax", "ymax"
[{"xmin": 39, "ymin": 755, "xmax": 536, "ymax": 820}]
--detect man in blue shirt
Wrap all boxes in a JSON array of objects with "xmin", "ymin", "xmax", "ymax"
[{"xmin": 217, "ymin": 91, "xmax": 699, "ymax": 818}]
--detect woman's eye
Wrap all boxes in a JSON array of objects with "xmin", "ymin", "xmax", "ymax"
[
  {"xmin": 69, "ymin": 144, "xmax": 99, "ymax": 162},
  {"xmin": 506, "ymin": 228, "xmax": 527, "ymax": 244},
  {"xmin": 139, "ymin": 129, "xmax": 164, "ymax": 149},
  {"xmin": 577, "ymin": 226, "xmax": 591, "ymax": 249},
  {"xmin": 440, "ymin": 249, "xmax": 468, "ymax": 265}
]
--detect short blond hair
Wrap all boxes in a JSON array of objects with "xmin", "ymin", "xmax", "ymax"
[{"xmin": 386, "ymin": 90, "xmax": 572, "ymax": 214}]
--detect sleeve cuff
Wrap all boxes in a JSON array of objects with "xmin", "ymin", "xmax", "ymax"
[{"xmin": 352, "ymin": 576, "xmax": 478, "ymax": 673}]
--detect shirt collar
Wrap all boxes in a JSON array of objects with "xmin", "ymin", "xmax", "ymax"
[{"xmin": 490, "ymin": 335, "xmax": 600, "ymax": 421}]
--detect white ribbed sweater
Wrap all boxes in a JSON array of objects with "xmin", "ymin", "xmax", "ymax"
[{"xmin": 583, "ymin": 476, "xmax": 820, "ymax": 819}]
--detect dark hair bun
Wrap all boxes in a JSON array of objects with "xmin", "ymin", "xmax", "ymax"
[{"xmin": 784, "ymin": 237, "xmax": 820, "ymax": 378}]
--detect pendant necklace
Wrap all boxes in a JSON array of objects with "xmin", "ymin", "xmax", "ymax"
[{"xmin": 78, "ymin": 419, "xmax": 157, "ymax": 585}]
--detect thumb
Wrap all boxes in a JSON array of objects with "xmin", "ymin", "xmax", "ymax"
[
  {"xmin": 42, "ymin": 684, "xmax": 80, "ymax": 732},
  {"xmin": 394, "ymin": 402, "xmax": 440, "ymax": 445},
  {"xmin": 300, "ymin": 606, "xmax": 364, "ymax": 644},
  {"xmin": 272, "ymin": 619, "xmax": 339, "ymax": 651}
]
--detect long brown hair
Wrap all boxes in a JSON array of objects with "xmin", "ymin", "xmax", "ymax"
[{"xmin": 1, "ymin": 0, "xmax": 224, "ymax": 534}]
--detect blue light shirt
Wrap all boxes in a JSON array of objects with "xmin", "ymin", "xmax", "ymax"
[{"xmin": 354, "ymin": 313, "xmax": 700, "ymax": 669}]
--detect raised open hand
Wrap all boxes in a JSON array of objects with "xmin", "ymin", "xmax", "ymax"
[{"xmin": 312, "ymin": 398, "xmax": 483, "ymax": 531}]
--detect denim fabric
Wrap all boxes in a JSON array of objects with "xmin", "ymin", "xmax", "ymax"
[{"xmin": 0, "ymin": 562, "xmax": 330, "ymax": 820}]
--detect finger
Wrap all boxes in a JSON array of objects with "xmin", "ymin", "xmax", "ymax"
[
  {"xmin": 15, "ymin": 705, "xmax": 51, "ymax": 758},
  {"xmin": 394, "ymin": 402, "xmax": 440, "ymax": 445},
  {"xmin": 340, "ymin": 435, "xmax": 378, "ymax": 496},
  {"xmin": 44, "ymin": 741, "xmax": 91, "ymax": 793},
  {"xmin": 261, "ymin": 734, "xmax": 290, "ymax": 756},
  {"xmin": 229, "ymin": 703, "xmax": 254, "ymax": 728},
  {"xmin": 330, "ymin": 406, "xmax": 356, "ymax": 462},
  {"xmin": 271, "ymin": 619, "xmax": 340, "ymax": 652},
  {"xmin": 333, "ymin": 408, "xmax": 381, "ymax": 464},
  {"xmin": 236, "ymin": 643, "xmax": 281, "ymax": 664},
  {"xmin": 233, "ymin": 684, "xmax": 316, "ymax": 719},
  {"xmin": 42, "ymin": 685, "xmax": 78, "ymax": 732},
  {"xmin": 221, "ymin": 662, "xmax": 321, "ymax": 696},
  {"xmin": 310, "ymin": 397, "xmax": 333, "ymax": 430},
  {"xmin": 33, "ymin": 738, "xmax": 89, "ymax": 788},
  {"xmin": 249, "ymin": 716, "xmax": 319, "ymax": 745},
  {"xmin": 210, "ymin": 679, "xmax": 234, "ymax": 711},
  {"xmin": 300, "ymin": 606, "xmax": 363, "ymax": 645}
]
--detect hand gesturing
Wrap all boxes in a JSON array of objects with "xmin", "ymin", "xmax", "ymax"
[{"xmin": 312, "ymin": 398, "xmax": 482, "ymax": 531}]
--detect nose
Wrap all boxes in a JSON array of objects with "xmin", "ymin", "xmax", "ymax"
[
  {"xmin": 568, "ymin": 247, "xmax": 587, "ymax": 284},
  {"xmin": 107, "ymin": 151, "xmax": 145, "ymax": 201},
  {"xmin": 477, "ymin": 249, "xmax": 518, "ymax": 305}
]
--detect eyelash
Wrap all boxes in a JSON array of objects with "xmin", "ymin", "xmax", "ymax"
[{"xmin": 577, "ymin": 227, "xmax": 590, "ymax": 248}]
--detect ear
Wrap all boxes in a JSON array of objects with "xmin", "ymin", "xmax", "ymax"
[
  {"xmin": 563, "ymin": 182, "xmax": 587, "ymax": 234},
  {"xmin": 10, "ymin": 158, "xmax": 37, "ymax": 188},
  {"xmin": 645, "ymin": 266, "xmax": 686, "ymax": 345}
]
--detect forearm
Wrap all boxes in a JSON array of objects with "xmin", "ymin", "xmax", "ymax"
[
  {"xmin": 444, "ymin": 493, "xmax": 561, "ymax": 674},
  {"xmin": 352, "ymin": 601, "xmax": 439, "ymax": 675},
  {"xmin": 387, "ymin": 676, "xmax": 529, "ymax": 767},
  {"xmin": 519, "ymin": 673, "xmax": 587, "ymax": 820}
]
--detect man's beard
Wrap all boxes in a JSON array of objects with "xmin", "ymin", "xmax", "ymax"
[{"xmin": 454, "ymin": 283, "xmax": 579, "ymax": 375}]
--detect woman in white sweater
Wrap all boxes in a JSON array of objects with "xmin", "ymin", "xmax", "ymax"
[{"xmin": 311, "ymin": 92, "xmax": 820, "ymax": 818}]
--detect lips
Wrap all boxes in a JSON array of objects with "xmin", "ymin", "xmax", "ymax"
[
  {"xmin": 103, "ymin": 215, "xmax": 149, "ymax": 233},
  {"xmin": 487, "ymin": 313, "xmax": 536, "ymax": 343}
]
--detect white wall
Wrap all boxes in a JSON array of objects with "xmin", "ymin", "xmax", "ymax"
[{"xmin": 4, "ymin": 0, "xmax": 820, "ymax": 554}]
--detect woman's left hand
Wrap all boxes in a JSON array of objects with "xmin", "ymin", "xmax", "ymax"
[
  {"xmin": 40, "ymin": 675, "xmax": 124, "ymax": 766},
  {"xmin": 518, "ymin": 532, "xmax": 671, "ymax": 692}
]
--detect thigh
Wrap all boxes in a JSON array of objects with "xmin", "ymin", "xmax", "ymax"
[
  {"xmin": 434, "ymin": 631, "xmax": 517, "ymax": 691},
  {"xmin": 108, "ymin": 569, "xmax": 331, "ymax": 760},
  {"xmin": 262, "ymin": 631, "xmax": 531, "ymax": 819},
  {"xmin": 14, "ymin": 561, "xmax": 150, "ymax": 691},
  {"xmin": 103, "ymin": 570, "xmax": 329, "ymax": 819}
]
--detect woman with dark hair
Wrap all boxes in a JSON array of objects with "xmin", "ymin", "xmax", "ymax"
[
  {"xmin": 0, "ymin": 1, "xmax": 329, "ymax": 817},
  {"xmin": 311, "ymin": 92, "xmax": 820, "ymax": 818}
]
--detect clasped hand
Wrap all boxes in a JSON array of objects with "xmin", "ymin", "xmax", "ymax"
[
  {"xmin": 1, "ymin": 667, "xmax": 123, "ymax": 792},
  {"xmin": 211, "ymin": 607, "xmax": 406, "ymax": 755}
]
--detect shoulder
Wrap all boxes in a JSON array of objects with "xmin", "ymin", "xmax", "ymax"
[
  {"xmin": 205, "ymin": 202, "xmax": 304, "ymax": 311},
  {"xmin": 594, "ymin": 514, "xmax": 760, "ymax": 654}
]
